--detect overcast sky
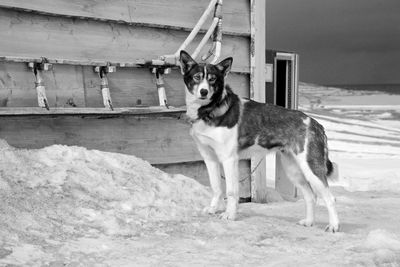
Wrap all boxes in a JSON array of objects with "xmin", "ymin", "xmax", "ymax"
[{"xmin": 266, "ymin": 0, "xmax": 400, "ymax": 85}]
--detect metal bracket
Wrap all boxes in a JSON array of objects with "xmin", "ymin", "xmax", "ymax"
[
  {"xmin": 135, "ymin": 61, "xmax": 171, "ymax": 108},
  {"xmin": 28, "ymin": 60, "xmax": 52, "ymax": 110},
  {"xmin": 94, "ymin": 65, "xmax": 116, "ymax": 110},
  {"xmin": 152, "ymin": 68, "xmax": 170, "ymax": 108}
]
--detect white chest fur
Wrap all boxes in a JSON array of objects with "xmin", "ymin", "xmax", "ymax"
[{"xmin": 191, "ymin": 120, "xmax": 238, "ymax": 161}]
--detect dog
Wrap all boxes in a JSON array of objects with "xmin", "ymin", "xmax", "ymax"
[{"xmin": 179, "ymin": 50, "xmax": 340, "ymax": 232}]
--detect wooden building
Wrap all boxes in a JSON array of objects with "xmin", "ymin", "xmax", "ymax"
[{"xmin": 0, "ymin": 1, "xmax": 298, "ymax": 201}]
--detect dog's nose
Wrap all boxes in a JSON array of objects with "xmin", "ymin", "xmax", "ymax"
[{"xmin": 200, "ymin": 89, "xmax": 208, "ymax": 97}]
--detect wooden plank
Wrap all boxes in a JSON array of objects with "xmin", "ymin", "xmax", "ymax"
[
  {"xmin": 293, "ymin": 54, "xmax": 300, "ymax": 109},
  {"xmin": 250, "ymin": 0, "xmax": 267, "ymax": 203},
  {"xmin": 155, "ymin": 160, "xmax": 251, "ymax": 198},
  {"xmin": 0, "ymin": 55, "xmax": 142, "ymax": 67},
  {"xmin": 0, "ymin": 9, "xmax": 250, "ymax": 73},
  {"xmin": 0, "ymin": 107, "xmax": 186, "ymax": 116},
  {"xmin": 89, "ymin": 69, "xmax": 250, "ymax": 108},
  {"xmin": 275, "ymin": 152, "xmax": 297, "ymax": 200},
  {"xmin": 0, "ymin": 115, "xmax": 201, "ymax": 164},
  {"xmin": 0, "ymin": 62, "xmax": 33, "ymax": 107},
  {"xmin": 0, "ymin": 0, "xmax": 250, "ymax": 36},
  {"xmin": 0, "ymin": 62, "xmax": 249, "ymax": 108},
  {"xmin": 0, "ymin": 62, "xmax": 85, "ymax": 108},
  {"xmin": 249, "ymin": 0, "xmax": 266, "ymax": 101},
  {"xmin": 83, "ymin": 67, "xmax": 186, "ymax": 108}
]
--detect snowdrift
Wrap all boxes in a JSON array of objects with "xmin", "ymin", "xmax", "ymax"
[{"xmin": 0, "ymin": 139, "xmax": 210, "ymax": 240}]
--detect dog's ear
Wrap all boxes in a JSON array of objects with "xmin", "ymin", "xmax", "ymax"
[
  {"xmin": 179, "ymin": 50, "xmax": 197, "ymax": 75},
  {"xmin": 215, "ymin": 57, "xmax": 233, "ymax": 77}
]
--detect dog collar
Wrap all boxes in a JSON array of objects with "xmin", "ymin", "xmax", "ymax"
[{"xmin": 209, "ymin": 100, "xmax": 230, "ymax": 118}]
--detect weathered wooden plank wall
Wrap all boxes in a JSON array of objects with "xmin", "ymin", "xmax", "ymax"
[
  {"xmin": 0, "ymin": 0, "xmax": 250, "ymax": 36},
  {"xmin": 0, "ymin": 114, "xmax": 198, "ymax": 164},
  {"xmin": 0, "ymin": 9, "xmax": 250, "ymax": 73},
  {"xmin": 0, "ymin": 0, "xmax": 251, "ymax": 109},
  {"xmin": 0, "ymin": 0, "xmax": 253, "ymax": 196},
  {"xmin": 0, "ymin": 63, "xmax": 86, "ymax": 108},
  {"xmin": 0, "ymin": 62, "xmax": 249, "ymax": 108}
]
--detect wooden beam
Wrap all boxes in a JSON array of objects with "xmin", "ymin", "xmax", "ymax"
[
  {"xmin": 249, "ymin": 0, "xmax": 266, "ymax": 101},
  {"xmin": 0, "ymin": 9, "xmax": 250, "ymax": 73},
  {"xmin": 0, "ymin": 0, "xmax": 250, "ymax": 36},
  {"xmin": 155, "ymin": 160, "xmax": 252, "ymax": 199},
  {"xmin": 0, "ymin": 106, "xmax": 186, "ymax": 116},
  {"xmin": 250, "ymin": 0, "xmax": 267, "ymax": 203},
  {"xmin": 276, "ymin": 152, "xmax": 297, "ymax": 200},
  {"xmin": 0, "ymin": 114, "xmax": 201, "ymax": 164}
]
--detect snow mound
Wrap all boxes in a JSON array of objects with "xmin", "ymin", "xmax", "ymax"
[
  {"xmin": 374, "ymin": 112, "xmax": 393, "ymax": 119},
  {"xmin": 364, "ymin": 229, "xmax": 400, "ymax": 265},
  {"xmin": 0, "ymin": 140, "xmax": 210, "ymax": 238},
  {"xmin": 365, "ymin": 229, "xmax": 400, "ymax": 251}
]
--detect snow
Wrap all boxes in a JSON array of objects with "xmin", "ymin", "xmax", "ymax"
[
  {"xmin": 0, "ymin": 141, "xmax": 211, "ymax": 265},
  {"xmin": 299, "ymin": 84, "xmax": 400, "ymax": 193},
  {"xmin": 365, "ymin": 229, "xmax": 400, "ymax": 251},
  {"xmin": 364, "ymin": 229, "xmax": 400, "ymax": 265},
  {"xmin": 1, "ymin": 83, "xmax": 400, "ymax": 266}
]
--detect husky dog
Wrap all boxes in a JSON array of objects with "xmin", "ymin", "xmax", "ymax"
[{"xmin": 179, "ymin": 50, "xmax": 340, "ymax": 232}]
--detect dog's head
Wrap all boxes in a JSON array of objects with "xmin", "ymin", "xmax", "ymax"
[{"xmin": 179, "ymin": 50, "xmax": 232, "ymax": 105}]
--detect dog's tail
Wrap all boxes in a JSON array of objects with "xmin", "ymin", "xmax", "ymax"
[
  {"xmin": 326, "ymin": 159, "xmax": 339, "ymax": 182},
  {"xmin": 322, "ymin": 121, "xmax": 339, "ymax": 182}
]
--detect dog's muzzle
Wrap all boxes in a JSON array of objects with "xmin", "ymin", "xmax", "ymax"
[{"xmin": 199, "ymin": 88, "xmax": 208, "ymax": 99}]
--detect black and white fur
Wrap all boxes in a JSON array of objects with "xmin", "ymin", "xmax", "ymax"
[{"xmin": 179, "ymin": 51, "xmax": 340, "ymax": 232}]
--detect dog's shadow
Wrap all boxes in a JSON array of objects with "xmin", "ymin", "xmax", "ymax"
[{"xmin": 234, "ymin": 211, "xmax": 367, "ymax": 234}]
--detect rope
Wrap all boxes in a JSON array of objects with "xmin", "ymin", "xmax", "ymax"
[{"xmin": 220, "ymin": 157, "xmax": 264, "ymax": 183}]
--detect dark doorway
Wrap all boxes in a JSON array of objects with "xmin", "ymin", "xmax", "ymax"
[{"xmin": 276, "ymin": 60, "xmax": 288, "ymax": 107}]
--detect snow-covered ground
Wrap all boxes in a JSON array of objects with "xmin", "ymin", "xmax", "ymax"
[
  {"xmin": 1, "ymin": 84, "xmax": 400, "ymax": 266},
  {"xmin": 299, "ymin": 83, "xmax": 400, "ymax": 193}
]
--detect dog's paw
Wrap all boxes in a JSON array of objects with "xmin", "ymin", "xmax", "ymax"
[
  {"xmin": 297, "ymin": 219, "xmax": 314, "ymax": 227},
  {"xmin": 219, "ymin": 211, "xmax": 237, "ymax": 221},
  {"xmin": 202, "ymin": 206, "xmax": 218, "ymax": 215},
  {"xmin": 325, "ymin": 223, "xmax": 340, "ymax": 233}
]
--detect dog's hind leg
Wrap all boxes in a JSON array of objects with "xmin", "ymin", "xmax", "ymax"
[
  {"xmin": 280, "ymin": 151, "xmax": 316, "ymax": 227},
  {"xmin": 295, "ymin": 152, "xmax": 340, "ymax": 232}
]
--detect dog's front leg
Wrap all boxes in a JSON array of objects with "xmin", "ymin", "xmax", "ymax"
[
  {"xmin": 203, "ymin": 159, "xmax": 222, "ymax": 214},
  {"xmin": 191, "ymin": 135, "xmax": 223, "ymax": 214},
  {"xmin": 220, "ymin": 156, "xmax": 239, "ymax": 220}
]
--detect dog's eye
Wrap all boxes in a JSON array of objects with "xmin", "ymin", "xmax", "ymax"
[
  {"xmin": 208, "ymin": 76, "xmax": 217, "ymax": 83},
  {"xmin": 193, "ymin": 73, "xmax": 202, "ymax": 81}
]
